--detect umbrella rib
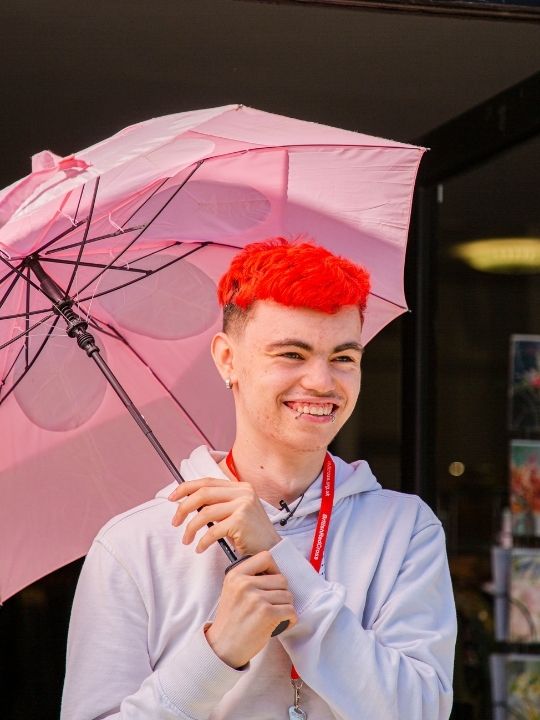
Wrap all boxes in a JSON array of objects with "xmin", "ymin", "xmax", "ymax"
[
  {"xmin": 43, "ymin": 225, "xmax": 147, "ymax": 256},
  {"xmin": 0, "ymin": 253, "xmax": 44, "ymax": 296},
  {"xmin": 31, "ymin": 218, "xmax": 89, "ymax": 257},
  {"xmin": 119, "ymin": 177, "xmax": 170, "ymax": 230},
  {"xmin": 72, "ymin": 183, "xmax": 85, "ymax": 225},
  {"xmin": 25, "ymin": 269, "xmax": 30, "ymax": 368},
  {"xmin": 40, "ymin": 257, "xmax": 148, "ymax": 275},
  {"xmin": 0, "ymin": 313, "xmax": 61, "ymax": 406},
  {"xmin": 0, "ymin": 308, "xmax": 55, "ymax": 320},
  {"xmin": 73, "ymin": 242, "xmax": 208, "ymax": 305},
  {"xmin": 43, "ymin": 240, "xmax": 185, "ymax": 275},
  {"xmin": 40, "ymin": 177, "xmax": 169, "ymax": 256},
  {"xmin": 112, "ymin": 240, "xmax": 182, "ymax": 265},
  {"xmin": 63, "ymin": 177, "xmax": 100, "ymax": 299},
  {"xmin": 0, "ymin": 344, "xmax": 24, "ymax": 395},
  {"xmin": 0, "ymin": 313, "xmax": 56, "ymax": 351},
  {"xmin": 42, "ymin": 176, "xmax": 169, "ymax": 257},
  {"xmin": 103, "ymin": 321, "xmax": 215, "ymax": 449},
  {"xmin": 73, "ymin": 161, "xmax": 204, "ymax": 298},
  {"xmin": 32, "ymin": 176, "xmax": 168, "ymax": 258},
  {"xmin": 368, "ymin": 290, "xmax": 408, "ymax": 311},
  {"xmin": 0, "ymin": 271, "xmax": 21, "ymax": 312},
  {"xmin": 0, "ymin": 265, "xmax": 18, "ymax": 288}
]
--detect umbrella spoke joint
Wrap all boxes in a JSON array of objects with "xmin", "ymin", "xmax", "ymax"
[
  {"xmin": 56, "ymin": 301, "xmax": 100, "ymax": 357},
  {"xmin": 26, "ymin": 254, "xmax": 99, "ymax": 356}
]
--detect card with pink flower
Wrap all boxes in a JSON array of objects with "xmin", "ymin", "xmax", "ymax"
[{"xmin": 510, "ymin": 440, "xmax": 540, "ymax": 537}]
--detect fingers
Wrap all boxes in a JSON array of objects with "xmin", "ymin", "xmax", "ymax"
[
  {"xmin": 223, "ymin": 554, "xmax": 298, "ymax": 631},
  {"xmin": 178, "ymin": 501, "xmax": 236, "ymax": 544},
  {"xmin": 169, "ymin": 478, "xmax": 280, "ymax": 557},
  {"xmin": 223, "ymin": 553, "xmax": 297, "ymax": 625},
  {"xmin": 170, "ymin": 483, "xmax": 253, "ymax": 527},
  {"xmin": 205, "ymin": 550, "xmax": 298, "ymax": 667},
  {"xmin": 168, "ymin": 478, "xmax": 233, "ymax": 502},
  {"xmin": 193, "ymin": 519, "xmax": 231, "ymax": 553}
]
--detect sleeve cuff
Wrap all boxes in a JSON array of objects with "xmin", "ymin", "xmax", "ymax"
[
  {"xmin": 270, "ymin": 536, "xmax": 332, "ymax": 614},
  {"xmin": 157, "ymin": 624, "xmax": 246, "ymax": 717}
]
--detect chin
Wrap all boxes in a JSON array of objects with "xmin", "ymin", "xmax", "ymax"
[{"xmin": 283, "ymin": 432, "xmax": 337, "ymax": 454}]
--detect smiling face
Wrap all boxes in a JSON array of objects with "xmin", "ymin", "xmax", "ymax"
[{"xmin": 212, "ymin": 300, "xmax": 363, "ymax": 456}]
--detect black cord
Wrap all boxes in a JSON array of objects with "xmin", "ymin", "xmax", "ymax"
[{"xmin": 279, "ymin": 493, "xmax": 305, "ymax": 526}]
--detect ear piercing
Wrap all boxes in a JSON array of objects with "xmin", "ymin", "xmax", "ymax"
[{"xmin": 225, "ymin": 378, "xmax": 233, "ymax": 390}]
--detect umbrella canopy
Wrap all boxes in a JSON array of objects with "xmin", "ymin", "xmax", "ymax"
[{"xmin": 0, "ymin": 105, "xmax": 425, "ymax": 601}]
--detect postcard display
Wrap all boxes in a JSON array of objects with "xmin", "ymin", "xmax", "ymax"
[{"xmin": 491, "ymin": 335, "xmax": 540, "ymax": 720}]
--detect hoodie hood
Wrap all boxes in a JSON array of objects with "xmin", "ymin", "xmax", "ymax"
[{"xmin": 157, "ymin": 445, "xmax": 381, "ymax": 531}]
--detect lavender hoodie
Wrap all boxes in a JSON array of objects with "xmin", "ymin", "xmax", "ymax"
[{"xmin": 61, "ymin": 446, "xmax": 456, "ymax": 719}]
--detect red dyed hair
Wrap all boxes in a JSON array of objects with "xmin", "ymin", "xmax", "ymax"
[{"xmin": 218, "ymin": 237, "xmax": 370, "ymax": 330}]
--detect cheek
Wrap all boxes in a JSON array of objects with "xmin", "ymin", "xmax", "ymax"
[{"xmin": 343, "ymin": 369, "xmax": 362, "ymax": 405}]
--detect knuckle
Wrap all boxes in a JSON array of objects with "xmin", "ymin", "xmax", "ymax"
[
  {"xmin": 248, "ymin": 593, "xmax": 264, "ymax": 613},
  {"xmin": 231, "ymin": 573, "xmax": 250, "ymax": 593},
  {"xmin": 197, "ymin": 487, "xmax": 209, "ymax": 502},
  {"xmin": 196, "ymin": 507, "xmax": 209, "ymax": 525},
  {"xmin": 236, "ymin": 505, "xmax": 250, "ymax": 522},
  {"xmin": 239, "ymin": 483, "xmax": 256, "ymax": 503},
  {"xmin": 186, "ymin": 512, "xmax": 200, "ymax": 528}
]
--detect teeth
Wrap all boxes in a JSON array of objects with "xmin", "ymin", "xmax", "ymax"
[{"xmin": 291, "ymin": 402, "xmax": 333, "ymax": 416}]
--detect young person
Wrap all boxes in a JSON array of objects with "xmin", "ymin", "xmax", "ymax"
[{"xmin": 62, "ymin": 238, "xmax": 456, "ymax": 719}]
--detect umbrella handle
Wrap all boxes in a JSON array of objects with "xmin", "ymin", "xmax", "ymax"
[{"xmin": 224, "ymin": 555, "xmax": 290, "ymax": 637}]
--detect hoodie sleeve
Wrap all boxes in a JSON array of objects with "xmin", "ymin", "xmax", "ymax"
[
  {"xmin": 270, "ymin": 522, "xmax": 456, "ymax": 720},
  {"xmin": 61, "ymin": 540, "xmax": 246, "ymax": 720}
]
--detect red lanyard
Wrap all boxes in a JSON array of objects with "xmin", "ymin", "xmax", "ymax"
[{"xmin": 225, "ymin": 451, "xmax": 336, "ymax": 682}]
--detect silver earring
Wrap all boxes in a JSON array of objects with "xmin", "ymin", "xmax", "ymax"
[{"xmin": 225, "ymin": 378, "xmax": 232, "ymax": 390}]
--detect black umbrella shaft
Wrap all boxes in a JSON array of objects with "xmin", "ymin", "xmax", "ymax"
[
  {"xmin": 91, "ymin": 351, "xmax": 186, "ymax": 480},
  {"xmin": 90, "ymin": 351, "xmax": 237, "ymax": 565}
]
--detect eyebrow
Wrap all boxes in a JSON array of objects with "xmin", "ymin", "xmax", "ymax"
[
  {"xmin": 334, "ymin": 342, "xmax": 364, "ymax": 354},
  {"xmin": 266, "ymin": 339, "xmax": 364, "ymax": 353}
]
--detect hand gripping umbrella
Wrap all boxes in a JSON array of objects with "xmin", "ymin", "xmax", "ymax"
[{"xmin": 0, "ymin": 105, "xmax": 425, "ymax": 602}]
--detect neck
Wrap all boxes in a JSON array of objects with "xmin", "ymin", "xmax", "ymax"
[{"xmin": 221, "ymin": 438, "xmax": 327, "ymax": 508}]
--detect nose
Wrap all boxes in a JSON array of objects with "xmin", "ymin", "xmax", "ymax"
[{"xmin": 300, "ymin": 357, "xmax": 336, "ymax": 394}]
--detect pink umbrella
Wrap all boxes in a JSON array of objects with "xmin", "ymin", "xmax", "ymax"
[{"xmin": 0, "ymin": 105, "xmax": 425, "ymax": 601}]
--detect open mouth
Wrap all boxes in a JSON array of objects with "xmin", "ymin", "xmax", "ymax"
[{"xmin": 284, "ymin": 401, "xmax": 338, "ymax": 421}]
